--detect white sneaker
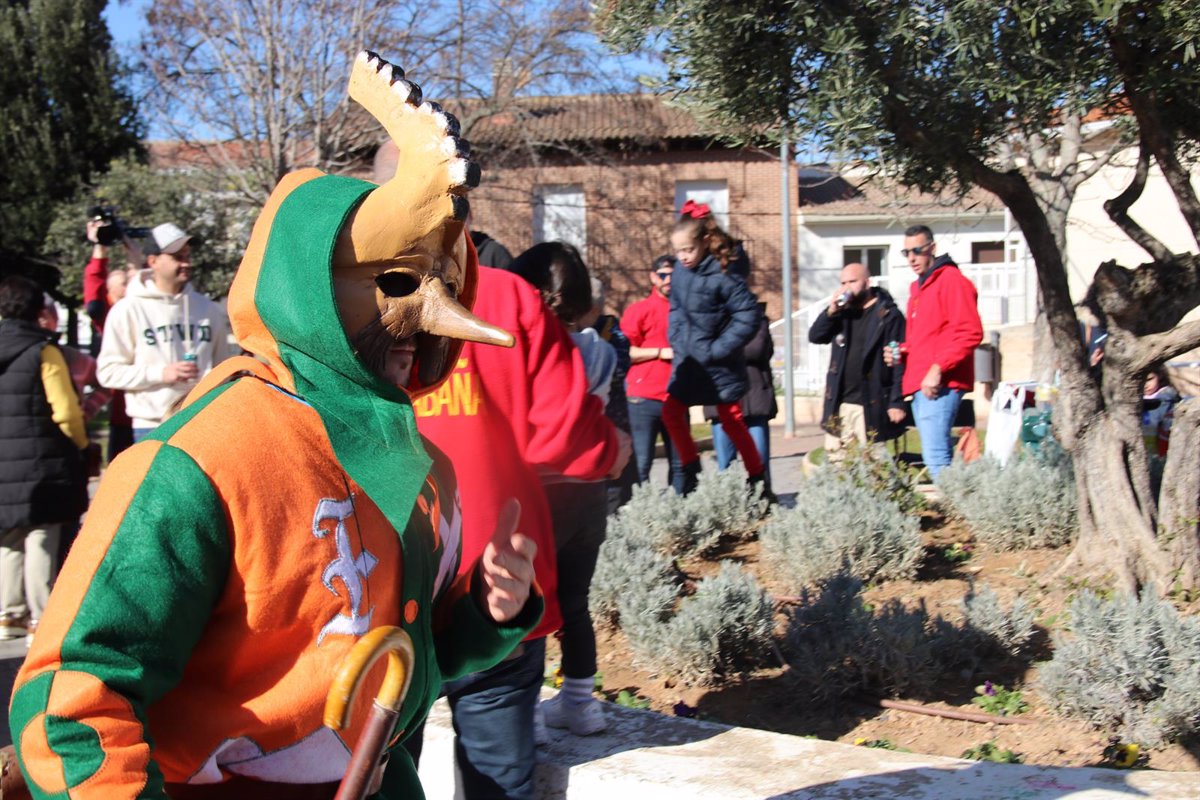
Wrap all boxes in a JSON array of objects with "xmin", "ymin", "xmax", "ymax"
[{"xmin": 541, "ymin": 694, "xmax": 608, "ymax": 736}]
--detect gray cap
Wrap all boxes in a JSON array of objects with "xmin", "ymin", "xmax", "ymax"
[{"xmin": 146, "ymin": 223, "xmax": 192, "ymax": 255}]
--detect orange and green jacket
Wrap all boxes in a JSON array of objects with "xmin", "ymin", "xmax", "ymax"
[{"xmin": 9, "ymin": 171, "xmax": 540, "ymax": 799}]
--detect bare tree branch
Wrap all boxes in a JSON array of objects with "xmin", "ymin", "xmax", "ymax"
[
  {"xmin": 1104, "ymin": 143, "xmax": 1174, "ymax": 263},
  {"xmin": 1133, "ymin": 319, "xmax": 1200, "ymax": 373}
]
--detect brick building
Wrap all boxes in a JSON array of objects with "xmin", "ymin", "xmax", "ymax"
[{"xmin": 372, "ymin": 94, "xmax": 798, "ymax": 319}]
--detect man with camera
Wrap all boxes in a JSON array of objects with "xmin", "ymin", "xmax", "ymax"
[
  {"xmin": 82, "ymin": 208, "xmax": 145, "ymax": 354},
  {"xmin": 808, "ymin": 261, "xmax": 907, "ymax": 455},
  {"xmin": 97, "ymin": 222, "xmax": 231, "ymax": 441}
]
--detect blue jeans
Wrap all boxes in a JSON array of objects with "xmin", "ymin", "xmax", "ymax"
[
  {"xmin": 441, "ymin": 636, "xmax": 547, "ymax": 800},
  {"xmin": 132, "ymin": 427, "xmax": 156, "ymax": 443},
  {"xmin": 912, "ymin": 388, "xmax": 963, "ymax": 481},
  {"xmin": 627, "ymin": 397, "xmax": 682, "ymax": 493},
  {"xmin": 711, "ymin": 416, "xmax": 771, "ymax": 482}
]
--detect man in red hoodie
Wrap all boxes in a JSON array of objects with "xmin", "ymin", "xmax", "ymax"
[
  {"xmin": 893, "ymin": 224, "xmax": 983, "ymax": 479},
  {"xmin": 622, "ymin": 255, "xmax": 684, "ymax": 492},
  {"xmin": 414, "ymin": 263, "xmax": 629, "ymax": 799}
]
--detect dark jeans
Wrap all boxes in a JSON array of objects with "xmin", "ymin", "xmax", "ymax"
[
  {"xmin": 404, "ymin": 637, "xmax": 546, "ymax": 800},
  {"xmin": 627, "ymin": 396, "xmax": 682, "ymax": 493},
  {"xmin": 544, "ymin": 480, "xmax": 607, "ymax": 679}
]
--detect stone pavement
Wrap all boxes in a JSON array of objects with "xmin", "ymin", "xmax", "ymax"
[{"xmin": 415, "ymin": 689, "xmax": 1197, "ymax": 799}]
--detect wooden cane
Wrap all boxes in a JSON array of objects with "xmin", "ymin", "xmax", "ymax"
[{"xmin": 324, "ymin": 626, "xmax": 415, "ymax": 800}]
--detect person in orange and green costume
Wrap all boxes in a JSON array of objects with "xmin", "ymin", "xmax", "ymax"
[{"xmin": 9, "ymin": 51, "xmax": 541, "ymax": 800}]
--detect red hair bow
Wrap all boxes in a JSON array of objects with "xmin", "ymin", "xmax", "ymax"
[{"xmin": 681, "ymin": 199, "xmax": 711, "ymax": 219}]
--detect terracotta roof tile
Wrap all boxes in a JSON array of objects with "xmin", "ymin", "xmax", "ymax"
[{"xmin": 443, "ymin": 94, "xmax": 715, "ymax": 145}]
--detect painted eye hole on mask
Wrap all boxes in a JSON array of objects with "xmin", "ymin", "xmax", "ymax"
[{"xmin": 376, "ymin": 271, "xmax": 420, "ymax": 298}]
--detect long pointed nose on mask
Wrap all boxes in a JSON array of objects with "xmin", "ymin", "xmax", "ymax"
[{"xmin": 417, "ymin": 278, "xmax": 514, "ymax": 347}]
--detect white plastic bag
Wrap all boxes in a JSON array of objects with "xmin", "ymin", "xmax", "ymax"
[{"xmin": 984, "ymin": 383, "xmax": 1026, "ymax": 466}]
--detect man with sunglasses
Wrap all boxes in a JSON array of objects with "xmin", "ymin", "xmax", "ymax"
[
  {"xmin": 889, "ymin": 225, "xmax": 983, "ymax": 480},
  {"xmin": 622, "ymin": 254, "xmax": 684, "ymax": 491}
]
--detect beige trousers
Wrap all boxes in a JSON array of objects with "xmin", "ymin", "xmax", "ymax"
[
  {"xmin": 824, "ymin": 402, "xmax": 870, "ymax": 459},
  {"xmin": 0, "ymin": 524, "xmax": 60, "ymax": 623}
]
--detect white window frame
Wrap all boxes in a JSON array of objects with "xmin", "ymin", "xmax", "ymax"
[{"xmin": 533, "ymin": 184, "xmax": 586, "ymax": 251}]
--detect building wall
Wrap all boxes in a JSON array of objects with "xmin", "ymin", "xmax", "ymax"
[
  {"xmin": 1066, "ymin": 145, "xmax": 1200, "ymax": 300},
  {"xmin": 795, "ymin": 214, "xmax": 1019, "ymax": 319},
  {"xmin": 465, "ymin": 147, "xmax": 799, "ymax": 321}
]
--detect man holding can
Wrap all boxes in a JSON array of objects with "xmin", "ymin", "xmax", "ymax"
[
  {"xmin": 886, "ymin": 225, "xmax": 983, "ymax": 479},
  {"xmin": 97, "ymin": 223, "xmax": 232, "ymax": 442},
  {"xmin": 808, "ymin": 261, "xmax": 907, "ymax": 456}
]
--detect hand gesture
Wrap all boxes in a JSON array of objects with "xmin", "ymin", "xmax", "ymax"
[
  {"xmin": 887, "ymin": 407, "xmax": 907, "ymax": 425},
  {"xmin": 480, "ymin": 499, "xmax": 537, "ymax": 623}
]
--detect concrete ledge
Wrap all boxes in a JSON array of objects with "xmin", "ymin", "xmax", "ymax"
[{"xmin": 418, "ymin": 689, "xmax": 1196, "ymax": 799}]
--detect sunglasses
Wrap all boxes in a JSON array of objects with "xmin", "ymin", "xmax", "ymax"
[
  {"xmin": 655, "ymin": 270, "xmax": 673, "ymax": 280},
  {"xmin": 901, "ymin": 243, "xmax": 932, "ymax": 257}
]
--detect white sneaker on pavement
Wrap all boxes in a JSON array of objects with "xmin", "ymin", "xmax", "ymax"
[{"xmin": 541, "ymin": 693, "xmax": 608, "ymax": 736}]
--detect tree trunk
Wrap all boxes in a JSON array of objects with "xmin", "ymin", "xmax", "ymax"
[
  {"xmin": 1058, "ymin": 404, "xmax": 1168, "ymax": 594},
  {"xmin": 1158, "ymin": 399, "xmax": 1200, "ymax": 592}
]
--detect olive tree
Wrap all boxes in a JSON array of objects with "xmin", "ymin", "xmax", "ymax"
[{"xmin": 597, "ymin": 0, "xmax": 1200, "ymax": 592}]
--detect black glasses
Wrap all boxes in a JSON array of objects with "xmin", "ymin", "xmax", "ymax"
[
  {"xmin": 655, "ymin": 270, "xmax": 673, "ymax": 280},
  {"xmin": 901, "ymin": 243, "xmax": 932, "ymax": 257}
]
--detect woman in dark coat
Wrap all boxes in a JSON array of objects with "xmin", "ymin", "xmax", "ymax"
[{"xmin": 660, "ymin": 212, "xmax": 770, "ymax": 498}]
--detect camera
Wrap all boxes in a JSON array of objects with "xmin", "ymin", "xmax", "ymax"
[{"xmin": 88, "ymin": 205, "xmax": 151, "ymax": 247}]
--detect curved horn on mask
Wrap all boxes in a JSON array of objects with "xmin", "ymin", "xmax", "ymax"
[{"xmin": 418, "ymin": 278, "xmax": 514, "ymax": 347}]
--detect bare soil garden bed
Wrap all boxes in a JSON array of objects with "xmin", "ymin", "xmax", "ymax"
[{"xmin": 549, "ymin": 509, "xmax": 1200, "ymax": 773}]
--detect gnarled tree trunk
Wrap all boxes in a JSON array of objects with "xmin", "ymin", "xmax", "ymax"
[{"xmin": 1158, "ymin": 399, "xmax": 1200, "ymax": 592}]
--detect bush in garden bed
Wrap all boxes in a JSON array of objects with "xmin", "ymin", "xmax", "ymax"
[
  {"xmin": 783, "ymin": 574, "xmax": 1039, "ymax": 702},
  {"xmin": 937, "ymin": 441, "xmax": 1076, "ymax": 550},
  {"xmin": 633, "ymin": 561, "xmax": 776, "ymax": 686},
  {"xmin": 961, "ymin": 584, "xmax": 1037, "ymax": 657},
  {"xmin": 601, "ymin": 465, "xmax": 767, "ymax": 560},
  {"xmin": 1037, "ymin": 587, "xmax": 1200, "ymax": 746},
  {"xmin": 760, "ymin": 471, "xmax": 922, "ymax": 587}
]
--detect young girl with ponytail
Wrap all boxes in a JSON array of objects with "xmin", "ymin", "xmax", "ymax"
[{"xmin": 661, "ymin": 205, "xmax": 773, "ymax": 500}]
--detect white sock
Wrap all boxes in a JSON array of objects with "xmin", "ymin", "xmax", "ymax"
[{"xmin": 561, "ymin": 676, "xmax": 595, "ymax": 706}]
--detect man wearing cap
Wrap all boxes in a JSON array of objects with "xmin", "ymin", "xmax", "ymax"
[{"xmin": 97, "ymin": 223, "xmax": 232, "ymax": 441}]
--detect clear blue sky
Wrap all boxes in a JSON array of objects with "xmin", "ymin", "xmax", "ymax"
[{"xmin": 104, "ymin": 0, "xmax": 148, "ymax": 47}]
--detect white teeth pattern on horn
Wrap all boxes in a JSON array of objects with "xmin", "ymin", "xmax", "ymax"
[
  {"xmin": 448, "ymin": 159, "xmax": 470, "ymax": 187},
  {"xmin": 358, "ymin": 51, "xmax": 373, "ymax": 66},
  {"xmin": 380, "ymin": 63, "xmax": 395, "ymax": 83},
  {"xmin": 391, "ymin": 80, "xmax": 412, "ymax": 104},
  {"xmin": 440, "ymin": 137, "xmax": 460, "ymax": 158}
]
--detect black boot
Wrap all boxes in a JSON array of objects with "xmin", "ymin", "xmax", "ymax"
[
  {"xmin": 748, "ymin": 472, "xmax": 777, "ymax": 506},
  {"xmin": 680, "ymin": 460, "xmax": 702, "ymax": 496}
]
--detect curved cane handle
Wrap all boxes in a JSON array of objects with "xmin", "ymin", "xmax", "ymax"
[{"xmin": 324, "ymin": 626, "xmax": 415, "ymax": 730}]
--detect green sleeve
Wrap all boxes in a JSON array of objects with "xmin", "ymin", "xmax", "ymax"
[
  {"xmin": 10, "ymin": 445, "xmax": 231, "ymax": 799},
  {"xmin": 434, "ymin": 568, "xmax": 543, "ymax": 682}
]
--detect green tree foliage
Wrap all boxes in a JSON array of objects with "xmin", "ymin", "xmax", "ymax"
[
  {"xmin": 43, "ymin": 157, "xmax": 249, "ymax": 303},
  {"xmin": 0, "ymin": 0, "xmax": 140, "ymax": 282},
  {"xmin": 597, "ymin": 1, "xmax": 1200, "ymax": 593}
]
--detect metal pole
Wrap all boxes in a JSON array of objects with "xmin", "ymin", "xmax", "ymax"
[{"xmin": 780, "ymin": 137, "xmax": 795, "ymax": 437}]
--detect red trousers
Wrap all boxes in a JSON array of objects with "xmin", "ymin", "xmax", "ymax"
[{"xmin": 661, "ymin": 395, "xmax": 764, "ymax": 477}]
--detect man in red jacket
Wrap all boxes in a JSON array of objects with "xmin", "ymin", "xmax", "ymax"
[
  {"xmin": 414, "ymin": 263, "xmax": 630, "ymax": 799},
  {"xmin": 892, "ymin": 224, "xmax": 983, "ymax": 479},
  {"xmin": 622, "ymin": 255, "xmax": 683, "ymax": 492}
]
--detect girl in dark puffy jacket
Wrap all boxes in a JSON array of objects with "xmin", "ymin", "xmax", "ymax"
[{"xmin": 661, "ymin": 212, "xmax": 772, "ymax": 500}]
